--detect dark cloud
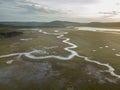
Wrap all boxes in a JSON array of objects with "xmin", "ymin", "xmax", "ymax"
[
  {"xmin": 19, "ymin": 5, "xmax": 58, "ymax": 14},
  {"xmin": 0, "ymin": 0, "xmax": 60, "ymax": 14},
  {"xmin": 0, "ymin": 0, "xmax": 63, "ymax": 21},
  {"xmin": 20, "ymin": 2, "xmax": 59, "ymax": 14},
  {"xmin": 23, "ymin": 0, "xmax": 60, "ymax": 14}
]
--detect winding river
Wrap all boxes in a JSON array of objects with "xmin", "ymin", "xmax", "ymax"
[{"xmin": 0, "ymin": 28, "xmax": 120, "ymax": 79}]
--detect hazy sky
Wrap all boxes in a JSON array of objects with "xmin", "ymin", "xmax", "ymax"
[{"xmin": 0, "ymin": 0, "xmax": 120, "ymax": 22}]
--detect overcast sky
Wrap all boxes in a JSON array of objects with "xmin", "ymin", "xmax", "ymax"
[{"xmin": 0, "ymin": 0, "xmax": 120, "ymax": 22}]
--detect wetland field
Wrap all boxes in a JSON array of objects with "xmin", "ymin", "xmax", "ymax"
[{"xmin": 0, "ymin": 27, "xmax": 120, "ymax": 90}]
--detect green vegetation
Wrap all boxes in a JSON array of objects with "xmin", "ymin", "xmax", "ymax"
[
  {"xmin": 67, "ymin": 29, "xmax": 120, "ymax": 74},
  {"xmin": 0, "ymin": 27, "xmax": 120, "ymax": 90}
]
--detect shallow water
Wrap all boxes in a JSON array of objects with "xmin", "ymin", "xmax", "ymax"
[
  {"xmin": 76, "ymin": 27, "xmax": 120, "ymax": 32},
  {"xmin": 0, "ymin": 29, "xmax": 120, "ymax": 80}
]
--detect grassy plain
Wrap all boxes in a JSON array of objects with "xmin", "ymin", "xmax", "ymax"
[{"xmin": 0, "ymin": 27, "xmax": 120, "ymax": 90}]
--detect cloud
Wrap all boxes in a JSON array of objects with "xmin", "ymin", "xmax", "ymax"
[
  {"xmin": 99, "ymin": 11, "xmax": 120, "ymax": 18},
  {"xmin": 0, "ymin": 0, "xmax": 65, "ymax": 21},
  {"xmin": 0, "ymin": 0, "xmax": 60, "ymax": 14},
  {"xmin": 0, "ymin": 0, "xmax": 120, "ymax": 22},
  {"xmin": 41, "ymin": 0, "xmax": 99, "ymax": 4},
  {"xmin": 21, "ymin": 0, "xmax": 60, "ymax": 14}
]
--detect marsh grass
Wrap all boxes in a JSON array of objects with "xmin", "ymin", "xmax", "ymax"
[{"xmin": 0, "ymin": 28, "xmax": 120, "ymax": 90}]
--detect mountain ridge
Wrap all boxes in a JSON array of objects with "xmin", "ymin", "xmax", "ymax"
[{"xmin": 0, "ymin": 20, "xmax": 120, "ymax": 28}]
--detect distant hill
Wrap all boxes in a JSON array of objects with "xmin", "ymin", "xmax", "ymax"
[
  {"xmin": 0, "ymin": 21, "xmax": 120, "ymax": 28},
  {"xmin": 40, "ymin": 21, "xmax": 86, "ymax": 27},
  {"xmin": 0, "ymin": 22, "xmax": 45, "ymax": 28},
  {"xmin": 0, "ymin": 21, "xmax": 86, "ymax": 28},
  {"xmin": 87, "ymin": 22, "xmax": 120, "ymax": 28}
]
